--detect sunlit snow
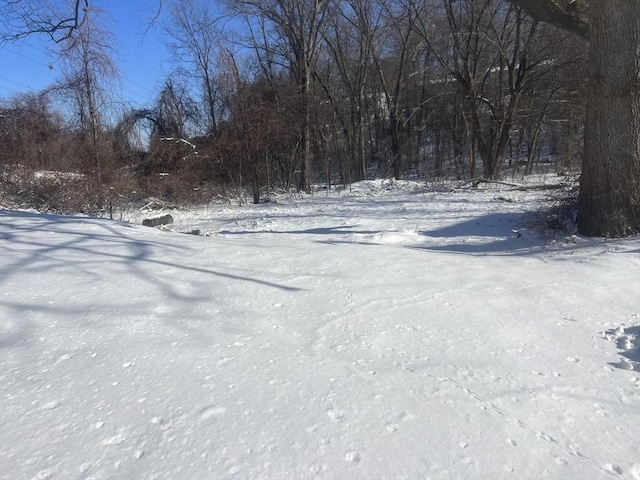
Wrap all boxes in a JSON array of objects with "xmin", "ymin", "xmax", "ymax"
[{"xmin": 1, "ymin": 178, "xmax": 639, "ymax": 480}]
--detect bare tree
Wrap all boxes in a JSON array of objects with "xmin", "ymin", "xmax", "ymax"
[
  {"xmin": 2, "ymin": 1, "xmax": 120, "ymax": 181},
  {"xmin": 228, "ymin": 0, "xmax": 330, "ymax": 192},
  {"xmin": 417, "ymin": 0, "xmax": 549, "ymax": 180},
  {"xmin": 1, "ymin": 0, "xmax": 88, "ymax": 44},
  {"xmin": 138, "ymin": 77, "xmax": 201, "ymax": 175},
  {"xmin": 165, "ymin": 0, "xmax": 224, "ymax": 135},
  {"xmin": 319, "ymin": 0, "xmax": 382, "ymax": 181},
  {"xmin": 0, "ymin": 92, "xmax": 66, "ymax": 170},
  {"xmin": 508, "ymin": 0, "xmax": 639, "ymax": 236},
  {"xmin": 54, "ymin": 5, "xmax": 118, "ymax": 182},
  {"xmin": 369, "ymin": 0, "xmax": 421, "ymax": 180}
]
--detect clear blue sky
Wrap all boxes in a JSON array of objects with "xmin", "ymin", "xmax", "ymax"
[{"xmin": 0, "ymin": 0, "xmax": 174, "ymax": 108}]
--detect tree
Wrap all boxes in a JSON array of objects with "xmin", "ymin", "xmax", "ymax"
[
  {"xmin": 370, "ymin": 0, "xmax": 420, "ymax": 180},
  {"xmin": 228, "ymin": 0, "xmax": 330, "ymax": 192},
  {"xmin": 55, "ymin": 5, "xmax": 118, "ymax": 181},
  {"xmin": 165, "ymin": 0, "xmax": 224, "ymax": 135},
  {"xmin": 2, "ymin": 1, "xmax": 119, "ymax": 182},
  {"xmin": 143, "ymin": 77, "xmax": 201, "ymax": 175},
  {"xmin": 417, "ymin": 0, "xmax": 550, "ymax": 180},
  {"xmin": 320, "ymin": 0, "xmax": 381, "ymax": 181},
  {"xmin": 509, "ymin": 0, "xmax": 640, "ymax": 236},
  {"xmin": 0, "ymin": 92, "xmax": 66, "ymax": 170}
]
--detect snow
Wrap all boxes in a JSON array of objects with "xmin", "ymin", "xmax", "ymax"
[{"xmin": 1, "ymin": 178, "xmax": 639, "ymax": 480}]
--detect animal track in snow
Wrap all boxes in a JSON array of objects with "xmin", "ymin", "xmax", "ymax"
[
  {"xmin": 309, "ymin": 463, "xmax": 327, "ymax": 473},
  {"xmin": 386, "ymin": 423, "xmax": 398, "ymax": 432},
  {"xmin": 102, "ymin": 432, "xmax": 126, "ymax": 446},
  {"xmin": 216, "ymin": 357, "xmax": 230, "ymax": 367},
  {"xmin": 31, "ymin": 468, "xmax": 54, "ymax": 480},
  {"xmin": 40, "ymin": 400, "xmax": 61, "ymax": 410},
  {"xmin": 392, "ymin": 359, "xmax": 620, "ymax": 478},
  {"xmin": 334, "ymin": 279, "xmax": 353, "ymax": 309},
  {"xmin": 344, "ymin": 451, "xmax": 361, "ymax": 463},
  {"xmin": 326, "ymin": 408, "xmax": 346, "ymax": 423},
  {"xmin": 198, "ymin": 405, "xmax": 227, "ymax": 422}
]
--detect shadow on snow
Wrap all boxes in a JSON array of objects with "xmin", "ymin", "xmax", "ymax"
[{"xmin": 0, "ymin": 209, "xmax": 303, "ymax": 348}]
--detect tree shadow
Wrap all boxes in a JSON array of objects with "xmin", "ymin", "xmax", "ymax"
[
  {"xmin": 0, "ymin": 209, "xmax": 303, "ymax": 348},
  {"xmin": 214, "ymin": 210, "xmax": 547, "ymax": 256},
  {"xmin": 407, "ymin": 212, "xmax": 544, "ymax": 255},
  {"xmin": 219, "ymin": 225, "xmax": 380, "ymax": 236},
  {"xmin": 0, "ymin": 209, "xmax": 302, "ymax": 291},
  {"xmin": 420, "ymin": 213, "xmax": 518, "ymax": 238}
]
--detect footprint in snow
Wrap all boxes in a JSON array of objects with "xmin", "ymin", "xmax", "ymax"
[
  {"xmin": 604, "ymin": 463, "xmax": 623, "ymax": 475},
  {"xmin": 309, "ymin": 463, "xmax": 327, "ymax": 474},
  {"xmin": 326, "ymin": 408, "xmax": 346, "ymax": 422},
  {"xmin": 216, "ymin": 357, "xmax": 229, "ymax": 367},
  {"xmin": 198, "ymin": 406, "xmax": 227, "ymax": 422},
  {"xmin": 228, "ymin": 465, "xmax": 242, "ymax": 475},
  {"xmin": 102, "ymin": 432, "xmax": 126, "ymax": 446},
  {"xmin": 344, "ymin": 451, "xmax": 361, "ymax": 463},
  {"xmin": 604, "ymin": 325, "xmax": 640, "ymax": 370},
  {"xmin": 41, "ymin": 400, "xmax": 61, "ymax": 410},
  {"xmin": 31, "ymin": 468, "xmax": 54, "ymax": 480}
]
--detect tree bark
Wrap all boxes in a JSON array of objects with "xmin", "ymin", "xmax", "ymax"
[
  {"xmin": 578, "ymin": 1, "xmax": 640, "ymax": 236},
  {"xmin": 507, "ymin": 0, "xmax": 588, "ymax": 38},
  {"xmin": 507, "ymin": 0, "xmax": 640, "ymax": 236}
]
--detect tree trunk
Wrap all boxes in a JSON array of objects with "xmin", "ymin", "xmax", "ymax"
[
  {"xmin": 391, "ymin": 118, "xmax": 402, "ymax": 180},
  {"xmin": 578, "ymin": 1, "xmax": 640, "ymax": 236},
  {"xmin": 300, "ymin": 61, "xmax": 313, "ymax": 193}
]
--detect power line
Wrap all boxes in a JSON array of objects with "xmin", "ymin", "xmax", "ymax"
[
  {"xmin": 1, "ymin": 45, "xmax": 158, "ymax": 105},
  {"xmin": 0, "ymin": 75, "xmax": 38, "ymax": 91},
  {"xmin": 121, "ymin": 74, "xmax": 156, "ymax": 94},
  {"xmin": 22, "ymin": 41, "xmax": 51, "ymax": 57},
  {"xmin": 2, "ymin": 39, "xmax": 160, "ymax": 97},
  {"xmin": 0, "ymin": 47, "xmax": 54, "ymax": 70},
  {"xmin": 120, "ymin": 87, "xmax": 153, "ymax": 105}
]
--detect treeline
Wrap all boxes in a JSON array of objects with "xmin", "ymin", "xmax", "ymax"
[{"xmin": 0, "ymin": 0, "xmax": 587, "ymax": 211}]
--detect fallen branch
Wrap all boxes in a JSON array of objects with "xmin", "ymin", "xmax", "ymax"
[
  {"xmin": 462, "ymin": 178, "xmax": 524, "ymax": 189},
  {"xmin": 516, "ymin": 183, "xmax": 571, "ymax": 191},
  {"xmin": 461, "ymin": 178, "xmax": 571, "ymax": 191}
]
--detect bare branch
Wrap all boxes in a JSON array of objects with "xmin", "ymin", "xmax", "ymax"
[
  {"xmin": 1, "ymin": 0, "xmax": 89, "ymax": 44},
  {"xmin": 507, "ymin": 0, "xmax": 589, "ymax": 39}
]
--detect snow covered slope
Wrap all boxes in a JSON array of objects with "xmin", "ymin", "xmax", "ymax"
[{"xmin": 1, "ymin": 180, "xmax": 639, "ymax": 480}]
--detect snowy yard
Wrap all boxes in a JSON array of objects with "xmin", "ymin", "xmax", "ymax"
[{"xmin": 1, "ymin": 178, "xmax": 639, "ymax": 479}]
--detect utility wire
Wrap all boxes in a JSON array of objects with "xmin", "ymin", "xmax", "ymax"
[
  {"xmin": 1, "ymin": 47, "xmax": 54, "ymax": 70},
  {"xmin": 0, "ymin": 75, "xmax": 40, "ymax": 90}
]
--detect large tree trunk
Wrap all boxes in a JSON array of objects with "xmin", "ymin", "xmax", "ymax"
[
  {"xmin": 509, "ymin": 0, "xmax": 640, "ymax": 236},
  {"xmin": 578, "ymin": 1, "xmax": 640, "ymax": 236}
]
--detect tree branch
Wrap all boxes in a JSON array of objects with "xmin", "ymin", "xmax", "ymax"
[
  {"xmin": 1, "ymin": 0, "xmax": 89, "ymax": 44},
  {"xmin": 507, "ymin": 0, "xmax": 589, "ymax": 39}
]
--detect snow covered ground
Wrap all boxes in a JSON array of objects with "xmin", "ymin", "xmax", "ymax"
[{"xmin": 1, "ymin": 178, "xmax": 639, "ymax": 480}]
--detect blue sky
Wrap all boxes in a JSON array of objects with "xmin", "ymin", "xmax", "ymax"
[{"xmin": 0, "ymin": 1, "xmax": 174, "ymax": 107}]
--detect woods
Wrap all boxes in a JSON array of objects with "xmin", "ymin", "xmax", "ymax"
[{"xmin": 1, "ymin": 0, "xmax": 637, "ymax": 236}]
